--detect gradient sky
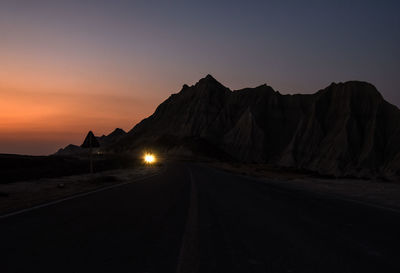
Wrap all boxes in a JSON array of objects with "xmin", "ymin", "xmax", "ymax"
[{"xmin": 1, "ymin": 0, "xmax": 399, "ymax": 155}]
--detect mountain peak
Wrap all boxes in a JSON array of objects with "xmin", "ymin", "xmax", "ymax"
[
  {"xmin": 197, "ymin": 74, "xmax": 221, "ymax": 85},
  {"xmin": 81, "ymin": 131, "xmax": 100, "ymax": 148},
  {"xmin": 111, "ymin": 128, "xmax": 126, "ymax": 135},
  {"xmin": 193, "ymin": 74, "xmax": 230, "ymax": 93},
  {"xmin": 204, "ymin": 74, "xmax": 217, "ymax": 81}
]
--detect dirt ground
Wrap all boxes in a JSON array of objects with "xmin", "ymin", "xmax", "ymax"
[
  {"xmin": 211, "ymin": 162, "xmax": 400, "ymax": 211},
  {"xmin": 0, "ymin": 166, "xmax": 161, "ymax": 216}
]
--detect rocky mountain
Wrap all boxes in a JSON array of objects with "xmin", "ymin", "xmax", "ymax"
[
  {"xmin": 56, "ymin": 128, "xmax": 126, "ymax": 155},
  {"xmin": 111, "ymin": 75, "xmax": 400, "ymax": 179}
]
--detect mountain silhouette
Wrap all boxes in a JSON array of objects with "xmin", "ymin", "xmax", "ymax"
[
  {"xmin": 56, "ymin": 128, "xmax": 126, "ymax": 155},
  {"xmin": 109, "ymin": 75, "xmax": 400, "ymax": 179}
]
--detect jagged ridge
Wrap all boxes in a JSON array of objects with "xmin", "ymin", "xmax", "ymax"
[{"xmin": 113, "ymin": 75, "xmax": 400, "ymax": 179}]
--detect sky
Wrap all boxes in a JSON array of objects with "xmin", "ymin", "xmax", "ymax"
[{"xmin": 1, "ymin": 0, "xmax": 399, "ymax": 155}]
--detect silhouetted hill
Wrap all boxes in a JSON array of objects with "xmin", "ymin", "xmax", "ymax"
[
  {"xmin": 112, "ymin": 75, "xmax": 400, "ymax": 179},
  {"xmin": 55, "ymin": 144, "xmax": 82, "ymax": 156},
  {"xmin": 56, "ymin": 128, "xmax": 126, "ymax": 155}
]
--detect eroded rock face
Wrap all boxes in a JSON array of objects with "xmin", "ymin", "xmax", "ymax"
[
  {"xmin": 276, "ymin": 82, "xmax": 400, "ymax": 177},
  {"xmin": 114, "ymin": 75, "xmax": 400, "ymax": 178}
]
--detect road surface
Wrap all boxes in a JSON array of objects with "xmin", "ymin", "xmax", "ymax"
[{"xmin": 1, "ymin": 163, "xmax": 400, "ymax": 273}]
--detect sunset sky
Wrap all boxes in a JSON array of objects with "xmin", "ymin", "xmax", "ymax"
[{"xmin": 1, "ymin": 0, "xmax": 399, "ymax": 155}]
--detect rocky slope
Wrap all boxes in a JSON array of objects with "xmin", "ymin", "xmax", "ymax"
[{"xmin": 112, "ymin": 75, "xmax": 400, "ymax": 178}]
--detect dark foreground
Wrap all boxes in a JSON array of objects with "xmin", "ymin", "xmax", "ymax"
[
  {"xmin": 0, "ymin": 153, "xmax": 139, "ymax": 184},
  {"xmin": 1, "ymin": 163, "xmax": 399, "ymax": 273}
]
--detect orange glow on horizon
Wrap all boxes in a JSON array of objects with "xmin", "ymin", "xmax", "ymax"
[{"xmin": 0, "ymin": 79, "xmax": 161, "ymax": 155}]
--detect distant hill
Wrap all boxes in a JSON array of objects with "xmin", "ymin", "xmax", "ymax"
[
  {"xmin": 109, "ymin": 75, "xmax": 400, "ymax": 179},
  {"xmin": 55, "ymin": 128, "xmax": 126, "ymax": 156}
]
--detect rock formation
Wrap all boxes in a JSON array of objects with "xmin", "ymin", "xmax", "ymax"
[{"xmin": 111, "ymin": 75, "xmax": 400, "ymax": 178}]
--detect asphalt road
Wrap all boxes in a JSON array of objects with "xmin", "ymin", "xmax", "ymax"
[{"xmin": 1, "ymin": 163, "xmax": 400, "ymax": 273}]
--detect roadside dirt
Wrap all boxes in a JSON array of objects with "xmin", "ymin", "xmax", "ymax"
[{"xmin": 0, "ymin": 166, "xmax": 160, "ymax": 215}]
